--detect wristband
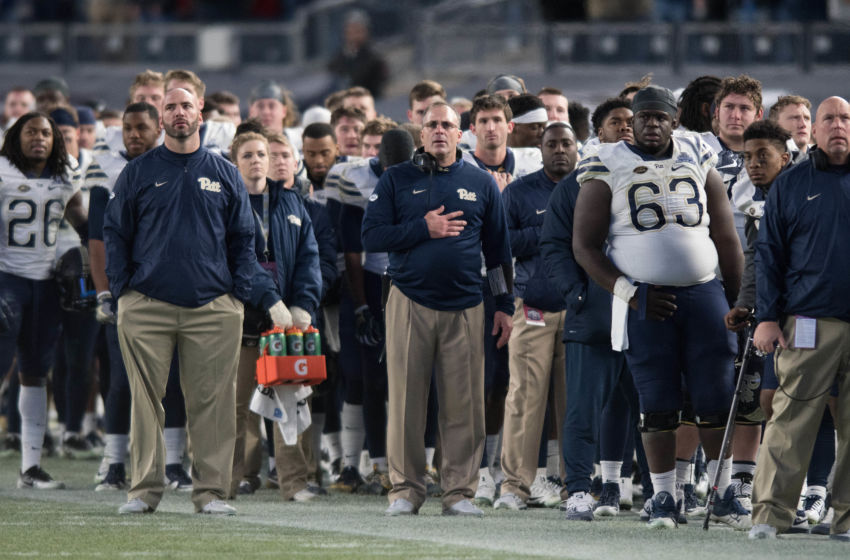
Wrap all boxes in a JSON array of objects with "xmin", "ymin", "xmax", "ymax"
[
  {"xmin": 97, "ymin": 291, "xmax": 112, "ymax": 301},
  {"xmin": 613, "ymin": 276, "xmax": 637, "ymax": 304}
]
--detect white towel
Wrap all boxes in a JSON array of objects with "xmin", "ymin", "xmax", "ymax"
[
  {"xmin": 611, "ymin": 294, "xmax": 630, "ymax": 352},
  {"xmin": 249, "ymin": 384, "xmax": 313, "ymax": 445}
]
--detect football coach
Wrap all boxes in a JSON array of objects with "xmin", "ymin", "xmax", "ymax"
[{"xmin": 362, "ymin": 102, "xmax": 514, "ymax": 517}]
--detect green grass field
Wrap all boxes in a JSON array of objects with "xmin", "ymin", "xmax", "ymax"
[{"xmin": 1, "ymin": 455, "xmax": 846, "ymax": 559}]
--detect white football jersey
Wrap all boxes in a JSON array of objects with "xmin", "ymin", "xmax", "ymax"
[
  {"xmin": 577, "ymin": 136, "xmax": 719, "ymax": 286},
  {"xmin": 0, "ymin": 156, "xmax": 80, "ymax": 280},
  {"xmin": 55, "ymin": 148, "xmax": 101, "ymax": 259},
  {"xmin": 461, "ymin": 146, "xmax": 542, "ymax": 179},
  {"xmin": 324, "ymin": 158, "xmax": 388, "ymax": 275}
]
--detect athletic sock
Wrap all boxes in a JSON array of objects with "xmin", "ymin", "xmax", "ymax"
[
  {"xmin": 103, "ymin": 433, "xmax": 128, "ymax": 465},
  {"xmin": 19, "ymin": 386, "xmax": 47, "ymax": 472},
  {"xmin": 731, "ymin": 460, "xmax": 756, "ymax": 478},
  {"xmin": 340, "ymin": 403, "xmax": 365, "ymax": 468},
  {"xmin": 485, "ymin": 434, "xmax": 499, "ymax": 470},
  {"xmin": 325, "ymin": 430, "xmax": 342, "ymax": 464},
  {"xmin": 163, "ymin": 427, "xmax": 186, "ymax": 465},
  {"xmin": 707, "ymin": 457, "xmax": 733, "ymax": 495},
  {"xmin": 82, "ymin": 412, "xmax": 97, "ymax": 435},
  {"xmin": 425, "ymin": 447, "xmax": 436, "ymax": 470},
  {"xmin": 546, "ymin": 439, "xmax": 560, "ymax": 477},
  {"xmin": 600, "ymin": 460, "xmax": 622, "ymax": 484},
  {"xmin": 650, "ymin": 469, "xmax": 676, "ymax": 499}
]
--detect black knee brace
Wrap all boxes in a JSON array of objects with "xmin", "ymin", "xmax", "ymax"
[
  {"xmin": 639, "ymin": 410, "xmax": 682, "ymax": 433},
  {"xmin": 694, "ymin": 411, "xmax": 728, "ymax": 430}
]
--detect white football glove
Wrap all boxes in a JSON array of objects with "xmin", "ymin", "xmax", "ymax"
[
  {"xmin": 95, "ymin": 291, "xmax": 116, "ymax": 324},
  {"xmin": 290, "ymin": 306, "xmax": 312, "ymax": 331},
  {"xmin": 268, "ymin": 300, "xmax": 293, "ymax": 329}
]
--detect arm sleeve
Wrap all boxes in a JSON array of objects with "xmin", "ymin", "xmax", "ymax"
[
  {"xmin": 361, "ymin": 171, "xmax": 431, "ymax": 253},
  {"xmin": 87, "ymin": 186, "xmax": 108, "ymax": 242},
  {"xmin": 289, "ymin": 201, "xmax": 322, "ymax": 314},
  {"xmin": 340, "ymin": 204, "xmax": 365, "ymax": 253},
  {"xmin": 755, "ymin": 178, "xmax": 788, "ymax": 323},
  {"xmin": 735, "ymin": 216, "xmax": 759, "ymax": 309},
  {"xmin": 309, "ymin": 201, "xmax": 340, "ymax": 300},
  {"xmin": 501, "ymin": 181, "xmax": 541, "ymax": 259},
  {"xmin": 103, "ymin": 167, "xmax": 135, "ymax": 298},
  {"xmin": 226, "ymin": 171, "xmax": 258, "ymax": 303},
  {"xmin": 539, "ymin": 174, "xmax": 588, "ymax": 312}
]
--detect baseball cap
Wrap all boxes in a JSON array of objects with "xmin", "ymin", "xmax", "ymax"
[
  {"xmin": 631, "ymin": 85, "xmax": 678, "ymax": 117},
  {"xmin": 75, "ymin": 106, "xmax": 96, "ymax": 126},
  {"xmin": 50, "ymin": 107, "xmax": 78, "ymax": 127},
  {"xmin": 34, "ymin": 77, "xmax": 70, "ymax": 99},
  {"xmin": 250, "ymin": 80, "xmax": 283, "ymax": 105}
]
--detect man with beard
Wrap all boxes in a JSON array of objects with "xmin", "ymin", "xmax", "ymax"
[{"xmin": 104, "ymin": 87, "xmax": 255, "ymax": 516}]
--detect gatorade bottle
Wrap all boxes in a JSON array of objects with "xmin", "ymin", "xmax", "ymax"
[
  {"xmin": 259, "ymin": 332, "xmax": 270, "ymax": 357},
  {"xmin": 268, "ymin": 327, "xmax": 286, "ymax": 356},
  {"xmin": 303, "ymin": 326, "xmax": 321, "ymax": 355},
  {"xmin": 285, "ymin": 326, "xmax": 304, "ymax": 356}
]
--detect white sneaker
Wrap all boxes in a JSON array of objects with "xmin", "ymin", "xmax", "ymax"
[
  {"xmin": 729, "ymin": 473, "xmax": 753, "ymax": 513},
  {"xmin": 564, "ymin": 491, "xmax": 594, "ymax": 521},
  {"xmin": 803, "ymin": 491, "xmax": 827, "ymax": 524},
  {"xmin": 292, "ymin": 488, "xmax": 317, "ymax": 502},
  {"xmin": 529, "ymin": 474, "xmax": 561, "ymax": 508},
  {"xmin": 494, "ymin": 492, "xmax": 527, "ymax": 510},
  {"xmin": 473, "ymin": 469, "xmax": 496, "ymax": 507},
  {"xmin": 118, "ymin": 498, "xmax": 153, "ymax": 515},
  {"xmin": 748, "ymin": 523, "xmax": 777, "ymax": 539},
  {"xmin": 200, "ymin": 500, "xmax": 236, "ymax": 515}
]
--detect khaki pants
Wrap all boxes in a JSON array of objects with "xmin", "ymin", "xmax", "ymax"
[
  {"xmin": 230, "ymin": 345, "xmax": 264, "ymax": 497},
  {"xmin": 117, "ymin": 290, "xmax": 243, "ymax": 512},
  {"xmin": 272, "ymin": 400, "xmax": 313, "ymax": 500},
  {"xmin": 752, "ymin": 317, "xmax": 850, "ymax": 534},
  {"xmin": 500, "ymin": 299, "xmax": 566, "ymax": 501},
  {"xmin": 385, "ymin": 285, "xmax": 485, "ymax": 509}
]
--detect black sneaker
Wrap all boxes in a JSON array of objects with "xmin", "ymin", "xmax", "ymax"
[
  {"xmin": 95, "ymin": 463, "xmax": 127, "ymax": 491},
  {"xmin": 0, "ymin": 433, "xmax": 21, "ymax": 457},
  {"xmin": 329, "ymin": 466, "xmax": 363, "ymax": 493},
  {"xmin": 62, "ymin": 434, "xmax": 98, "ymax": 459},
  {"xmin": 165, "ymin": 463, "xmax": 193, "ymax": 491},
  {"xmin": 647, "ymin": 491, "xmax": 679, "ymax": 529},
  {"xmin": 17, "ymin": 465, "xmax": 65, "ymax": 490},
  {"xmin": 237, "ymin": 479, "xmax": 256, "ymax": 495},
  {"xmin": 594, "ymin": 482, "xmax": 621, "ymax": 517}
]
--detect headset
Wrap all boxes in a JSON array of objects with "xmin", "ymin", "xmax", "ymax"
[{"xmin": 412, "ymin": 149, "xmax": 437, "ymax": 173}]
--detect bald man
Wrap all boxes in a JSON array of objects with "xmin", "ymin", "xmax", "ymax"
[
  {"xmin": 105, "ymin": 87, "xmax": 256, "ymax": 516},
  {"xmin": 749, "ymin": 96, "xmax": 850, "ymax": 541}
]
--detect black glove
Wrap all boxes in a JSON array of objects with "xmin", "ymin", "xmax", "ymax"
[
  {"xmin": 354, "ymin": 305, "xmax": 383, "ymax": 347},
  {"xmin": 0, "ymin": 297, "xmax": 12, "ymax": 335}
]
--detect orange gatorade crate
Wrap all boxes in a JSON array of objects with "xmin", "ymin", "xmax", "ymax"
[{"xmin": 255, "ymin": 355, "xmax": 327, "ymax": 386}]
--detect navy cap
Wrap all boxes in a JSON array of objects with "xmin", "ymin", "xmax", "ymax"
[
  {"xmin": 34, "ymin": 77, "xmax": 70, "ymax": 98},
  {"xmin": 50, "ymin": 107, "xmax": 78, "ymax": 128},
  {"xmin": 75, "ymin": 106, "xmax": 96, "ymax": 125},
  {"xmin": 631, "ymin": 85, "xmax": 678, "ymax": 117},
  {"xmin": 250, "ymin": 80, "xmax": 283, "ymax": 104}
]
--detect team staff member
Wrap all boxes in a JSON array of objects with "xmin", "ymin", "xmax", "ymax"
[
  {"xmin": 494, "ymin": 122, "xmax": 577, "ymax": 511},
  {"xmin": 104, "ymin": 87, "xmax": 255, "ymax": 516},
  {"xmin": 362, "ymin": 101, "xmax": 514, "ymax": 517},
  {"xmin": 750, "ymin": 96, "xmax": 850, "ymax": 542}
]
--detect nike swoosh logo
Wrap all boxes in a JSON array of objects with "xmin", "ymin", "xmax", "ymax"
[
  {"xmin": 155, "ymin": 181, "xmax": 167, "ymax": 187},
  {"xmin": 807, "ymin": 193, "xmax": 821, "ymax": 201},
  {"xmin": 536, "ymin": 209, "xmax": 546, "ymax": 214},
  {"xmin": 671, "ymin": 164, "xmax": 686, "ymax": 171},
  {"xmin": 413, "ymin": 189, "xmax": 426, "ymax": 195}
]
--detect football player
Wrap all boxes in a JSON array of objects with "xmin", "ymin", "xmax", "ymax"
[
  {"xmin": 573, "ymin": 86, "xmax": 749, "ymax": 530},
  {"xmin": 0, "ymin": 112, "xmax": 86, "ymax": 489}
]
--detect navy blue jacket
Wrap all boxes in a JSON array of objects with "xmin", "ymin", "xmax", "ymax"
[
  {"xmin": 539, "ymin": 171, "xmax": 612, "ymax": 344},
  {"xmin": 756, "ymin": 154, "xmax": 850, "ymax": 323},
  {"xmin": 304, "ymin": 197, "xmax": 339, "ymax": 302},
  {"xmin": 104, "ymin": 145, "xmax": 256, "ymax": 307},
  {"xmin": 361, "ymin": 157, "xmax": 513, "ymax": 314},
  {"xmin": 247, "ymin": 182, "xmax": 321, "ymax": 315},
  {"xmin": 502, "ymin": 168, "xmax": 565, "ymax": 312}
]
